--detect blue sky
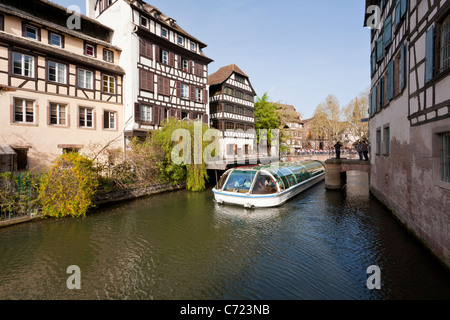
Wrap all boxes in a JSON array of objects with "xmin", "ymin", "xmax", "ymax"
[{"xmin": 53, "ymin": 0, "xmax": 370, "ymax": 119}]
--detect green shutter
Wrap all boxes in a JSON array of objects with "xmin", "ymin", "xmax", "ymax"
[
  {"xmin": 401, "ymin": 43, "xmax": 406, "ymax": 90},
  {"xmin": 384, "ymin": 16, "xmax": 392, "ymax": 48},
  {"xmin": 425, "ymin": 26, "xmax": 435, "ymax": 83},
  {"xmin": 401, "ymin": 0, "xmax": 407, "ymax": 17},
  {"xmin": 388, "ymin": 60, "xmax": 394, "ymax": 100}
]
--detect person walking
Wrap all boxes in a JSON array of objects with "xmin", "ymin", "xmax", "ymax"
[
  {"xmin": 334, "ymin": 141, "xmax": 343, "ymax": 159},
  {"xmin": 361, "ymin": 140, "xmax": 369, "ymax": 161}
]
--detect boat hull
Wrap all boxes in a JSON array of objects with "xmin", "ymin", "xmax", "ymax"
[{"xmin": 213, "ymin": 173, "xmax": 325, "ymax": 208}]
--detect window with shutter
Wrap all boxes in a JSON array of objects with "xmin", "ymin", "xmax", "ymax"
[
  {"xmin": 388, "ymin": 60, "xmax": 394, "ymax": 100},
  {"xmin": 140, "ymin": 69, "xmax": 153, "ymax": 92},
  {"xmin": 384, "ymin": 16, "xmax": 392, "ymax": 48},
  {"xmin": 376, "ymin": 38, "xmax": 383, "ymax": 62},
  {"xmin": 425, "ymin": 26, "xmax": 435, "ymax": 83},
  {"xmin": 401, "ymin": 43, "xmax": 406, "ymax": 90}
]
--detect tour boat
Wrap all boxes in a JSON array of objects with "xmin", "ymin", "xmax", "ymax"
[{"xmin": 212, "ymin": 160, "xmax": 326, "ymax": 208}]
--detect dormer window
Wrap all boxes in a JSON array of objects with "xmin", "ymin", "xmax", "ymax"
[
  {"xmin": 23, "ymin": 24, "xmax": 40, "ymax": 41},
  {"xmin": 190, "ymin": 42, "xmax": 196, "ymax": 51},
  {"xmin": 84, "ymin": 43, "xmax": 96, "ymax": 57},
  {"xmin": 177, "ymin": 36, "xmax": 184, "ymax": 46}
]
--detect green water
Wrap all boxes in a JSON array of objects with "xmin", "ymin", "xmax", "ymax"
[{"xmin": 0, "ymin": 172, "xmax": 449, "ymax": 300}]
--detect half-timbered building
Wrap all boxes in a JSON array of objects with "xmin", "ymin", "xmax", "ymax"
[
  {"xmin": 364, "ymin": 0, "xmax": 450, "ymax": 268},
  {"xmin": 208, "ymin": 64, "xmax": 256, "ymax": 158},
  {"xmin": 0, "ymin": 0, "xmax": 124, "ymax": 172},
  {"xmin": 88, "ymin": 0, "xmax": 213, "ymax": 139}
]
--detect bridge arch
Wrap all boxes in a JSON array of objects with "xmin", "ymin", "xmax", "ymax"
[{"xmin": 325, "ymin": 159, "xmax": 370, "ymax": 190}]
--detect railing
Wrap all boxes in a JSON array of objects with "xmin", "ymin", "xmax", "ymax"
[{"xmin": 0, "ymin": 172, "xmax": 39, "ymax": 222}]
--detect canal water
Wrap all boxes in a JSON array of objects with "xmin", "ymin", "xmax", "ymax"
[{"xmin": 0, "ymin": 172, "xmax": 449, "ymax": 300}]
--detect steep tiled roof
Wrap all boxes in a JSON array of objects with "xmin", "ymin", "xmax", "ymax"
[
  {"xmin": 126, "ymin": 0, "xmax": 208, "ymax": 48},
  {"xmin": 207, "ymin": 64, "xmax": 249, "ymax": 86}
]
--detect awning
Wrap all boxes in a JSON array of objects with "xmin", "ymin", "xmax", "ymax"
[{"xmin": 0, "ymin": 145, "xmax": 17, "ymax": 156}]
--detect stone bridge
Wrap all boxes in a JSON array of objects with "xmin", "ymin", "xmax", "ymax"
[{"xmin": 324, "ymin": 159, "xmax": 371, "ymax": 190}]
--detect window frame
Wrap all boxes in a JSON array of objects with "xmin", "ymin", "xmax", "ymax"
[
  {"xmin": 181, "ymin": 83, "xmax": 189, "ymax": 99},
  {"xmin": 102, "ymin": 74, "xmax": 116, "ymax": 94},
  {"xmin": 84, "ymin": 42, "xmax": 96, "ymax": 58},
  {"xmin": 103, "ymin": 49, "xmax": 114, "ymax": 63},
  {"xmin": 49, "ymin": 102, "xmax": 68, "ymax": 126},
  {"xmin": 383, "ymin": 125, "xmax": 390, "ymax": 156},
  {"xmin": 13, "ymin": 98, "xmax": 36, "ymax": 124},
  {"xmin": 103, "ymin": 110, "xmax": 117, "ymax": 130},
  {"xmin": 140, "ymin": 105, "xmax": 153, "ymax": 123},
  {"xmin": 79, "ymin": 107, "xmax": 94, "ymax": 129},
  {"xmin": 177, "ymin": 35, "xmax": 184, "ymax": 46},
  {"xmin": 140, "ymin": 15, "xmax": 149, "ymax": 28},
  {"xmin": 23, "ymin": 23, "xmax": 40, "ymax": 41},
  {"xmin": 161, "ymin": 50, "xmax": 169, "ymax": 65},
  {"xmin": 12, "ymin": 51, "xmax": 35, "ymax": 78},
  {"xmin": 161, "ymin": 27, "xmax": 168, "ymax": 38},
  {"xmin": 48, "ymin": 32, "xmax": 64, "ymax": 48},
  {"xmin": 48, "ymin": 60, "xmax": 68, "ymax": 84},
  {"xmin": 77, "ymin": 68, "xmax": 94, "ymax": 90}
]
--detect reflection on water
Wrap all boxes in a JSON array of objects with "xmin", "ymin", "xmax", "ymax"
[{"xmin": 0, "ymin": 172, "xmax": 449, "ymax": 300}]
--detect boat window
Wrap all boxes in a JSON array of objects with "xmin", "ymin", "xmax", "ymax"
[
  {"xmin": 268, "ymin": 170, "xmax": 287, "ymax": 190},
  {"xmin": 279, "ymin": 167, "xmax": 297, "ymax": 186},
  {"xmin": 216, "ymin": 171, "xmax": 231, "ymax": 190},
  {"xmin": 252, "ymin": 173, "xmax": 278, "ymax": 195},
  {"xmin": 223, "ymin": 170, "xmax": 257, "ymax": 193}
]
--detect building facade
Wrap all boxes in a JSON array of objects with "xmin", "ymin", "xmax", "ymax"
[
  {"xmin": 0, "ymin": 0, "xmax": 124, "ymax": 172},
  {"xmin": 208, "ymin": 64, "xmax": 256, "ymax": 158},
  {"xmin": 365, "ymin": 0, "xmax": 450, "ymax": 267},
  {"xmin": 88, "ymin": 0, "xmax": 213, "ymax": 139}
]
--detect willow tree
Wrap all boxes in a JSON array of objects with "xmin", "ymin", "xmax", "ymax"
[
  {"xmin": 310, "ymin": 95, "xmax": 345, "ymax": 145},
  {"xmin": 151, "ymin": 118, "xmax": 212, "ymax": 192}
]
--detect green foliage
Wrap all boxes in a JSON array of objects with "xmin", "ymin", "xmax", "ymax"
[
  {"xmin": 0, "ymin": 172, "xmax": 38, "ymax": 218},
  {"xmin": 37, "ymin": 153, "xmax": 99, "ymax": 218},
  {"xmin": 151, "ymin": 118, "xmax": 210, "ymax": 192},
  {"xmin": 255, "ymin": 93, "xmax": 280, "ymax": 135}
]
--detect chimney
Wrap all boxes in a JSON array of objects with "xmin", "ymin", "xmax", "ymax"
[{"xmin": 86, "ymin": 0, "xmax": 96, "ymax": 18}]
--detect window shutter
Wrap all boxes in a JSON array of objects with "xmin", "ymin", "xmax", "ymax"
[
  {"xmin": 379, "ymin": 76, "xmax": 384, "ymax": 109},
  {"xmin": 384, "ymin": 16, "xmax": 392, "ymax": 48},
  {"xmin": 169, "ymin": 52, "xmax": 175, "ymax": 67},
  {"xmin": 154, "ymin": 45, "xmax": 160, "ymax": 62},
  {"xmin": 400, "ymin": 0, "xmax": 407, "ymax": 18},
  {"xmin": 189, "ymin": 61, "xmax": 193, "ymax": 74},
  {"xmin": 400, "ymin": 43, "xmax": 406, "ymax": 90},
  {"xmin": 135, "ymin": 103, "xmax": 140, "ymax": 122},
  {"xmin": 388, "ymin": 60, "xmax": 394, "ymax": 100},
  {"xmin": 395, "ymin": 0, "xmax": 401, "ymax": 27},
  {"xmin": 190, "ymin": 85, "xmax": 196, "ymax": 102},
  {"xmin": 373, "ymin": 84, "xmax": 377, "ymax": 114},
  {"xmin": 425, "ymin": 26, "xmax": 434, "ymax": 83},
  {"xmin": 140, "ymin": 69, "xmax": 147, "ymax": 91},
  {"xmin": 153, "ymin": 106, "xmax": 159, "ymax": 125},
  {"xmin": 176, "ymin": 81, "xmax": 181, "ymax": 98},
  {"xmin": 146, "ymin": 42, "xmax": 152, "ymax": 59},
  {"xmin": 376, "ymin": 38, "xmax": 383, "ymax": 62},
  {"xmin": 203, "ymin": 114, "xmax": 208, "ymax": 124},
  {"xmin": 139, "ymin": 39, "xmax": 145, "ymax": 56},
  {"xmin": 203, "ymin": 88, "xmax": 208, "ymax": 104},
  {"xmin": 369, "ymin": 91, "xmax": 373, "ymax": 118}
]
